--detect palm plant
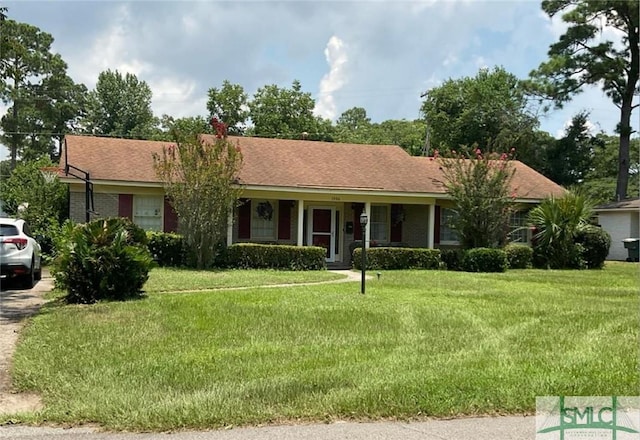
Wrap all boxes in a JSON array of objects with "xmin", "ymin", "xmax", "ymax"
[
  {"xmin": 53, "ymin": 218, "xmax": 154, "ymax": 303},
  {"xmin": 527, "ymin": 192, "xmax": 594, "ymax": 269}
]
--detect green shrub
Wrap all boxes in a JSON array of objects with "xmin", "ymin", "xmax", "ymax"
[
  {"xmin": 576, "ymin": 226, "xmax": 611, "ymax": 269},
  {"xmin": 352, "ymin": 247, "xmax": 441, "ymax": 270},
  {"xmin": 528, "ymin": 192, "xmax": 594, "ymax": 269},
  {"xmin": 504, "ymin": 244, "xmax": 533, "ymax": 269},
  {"xmin": 147, "ymin": 231, "xmax": 186, "ymax": 267},
  {"xmin": 225, "ymin": 244, "xmax": 326, "ymax": 270},
  {"xmin": 53, "ymin": 218, "xmax": 154, "ymax": 303},
  {"xmin": 440, "ymin": 248, "xmax": 464, "ymax": 271},
  {"xmin": 461, "ymin": 248, "xmax": 508, "ymax": 273}
]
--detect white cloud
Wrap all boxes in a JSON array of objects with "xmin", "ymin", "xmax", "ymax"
[
  {"xmin": 149, "ymin": 77, "xmax": 204, "ymax": 119},
  {"xmin": 473, "ymin": 56, "xmax": 488, "ymax": 69},
  {"xmin": 442, "ymin": 54, "xmax": 458, "ymax": 67},
  {"xmin": 73, "ymin": 4, "xmax": 151, "ymax": 89},
  {"xmin": 314, "ymin": 36, "xmax": 349, "ymax": 120}
]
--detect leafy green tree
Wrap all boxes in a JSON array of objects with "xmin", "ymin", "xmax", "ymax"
[
  {"xmin": 335, "ymin": 107, "xmax": 372, "ymax": 143},
  {"xmin": 369, "ymin": 120, "xmax": 426, "ymax": 156},
  {"xmin": 206, "ymin": 80, "xmax": 248, "ymax": 135},
  {"xmin": 0, "ymin": 157, "xmax": 68, "ymax": 255},
  {"xmin": 82, "ymin": 69, "xmax": 155, "ymax": 139},
  {"xmin": 528, "ymin": 0, "xmax": 639, "ymax": 200},
  {"xmin": 154, "ymin": 119, "xmax": 243, "ymax": 269},
  {"xmin": 248, "ymin": 80, "xmax": 317, "ymax": 138},
  {"xmin": 0, "ymin": 19, "xmax": 83, "ymax": 167},
  {"xmin": 152, "ymin": 115, "xmax": 214, "ymax": 142},
  {"xmin": 580, "ymin": 134, "xmax": 639, "ymax": 204},
  {"xmin": 421, "ymin": 67, "xmax": 540, "ymax": 159},
  {"xmin": 545, "ymin": 111, "xmax": 600, "ymax": 186},
  {"xmin": 439, "ymin": 149, "xmax": 516, "ymax": 249}
]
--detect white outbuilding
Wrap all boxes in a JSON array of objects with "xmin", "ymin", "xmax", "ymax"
[{"xmin": 595, "ymin": 199, "xmax": 640, "ymax": 261}]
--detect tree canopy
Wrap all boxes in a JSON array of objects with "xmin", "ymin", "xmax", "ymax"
[
  {"xmin": 421, "ymin": 67, "xmax": 540, "ymax": 158},
  {"xmin": 0, "ymin": 19, "xmax": 85, "ymax": 167},
  {"xmin": 247, "ymin": 80, "xmax": 319, "ymax": 139},
  {"xmin": 528, "ymin": 0, "xmax": 639, "ymax": 200},
  {"xmin": 206, "ymin": 80, "xmax": 249, "ymax": 135},
  {"xmin": 82, "ymin": 69, "xmax": 156, "ymax": 139}
]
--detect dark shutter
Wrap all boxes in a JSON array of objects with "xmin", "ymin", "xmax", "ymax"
[
  {"xmin": 238, "ymin": 199, "xmax": 251, "ymax": 239},
  {"xmin": 390, "ymin": 204, "xmax": 403, "ymax": 242},
  {"xmin": 163, "ymin": 198, "xmax": 178, "ymax": 233},
  {"xmin": 119, "ymin": 194, "xmax": 133, "ymax": 219},
  {"xmin": 434, "ymin": 205, "xmax": 441, "ymax": 245},
  {"xmin": 278, "ymin": 200, "xmax": 292, "ymax": 240},
  {"xmin": 353, "ymin": 203, "xmax": 364, "ymax": 240}
]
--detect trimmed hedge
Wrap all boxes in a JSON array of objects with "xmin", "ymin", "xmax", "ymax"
[
  {"xmin": 147, "ymin": 231, "xmax": 186, "ymax": 267},
  {"xmin": 352, "ymin": 247, "xmax": 442, "ymax": 270},
  {"xmin": 461, "ymin": 247, "xmax": 508, "ymax": 273},
  {"xmin": 225, "ymin": 243, "xmax": 327, "ymax": 270},
  {"xmin": 504, "ymin": 244, "xmax": 533, "ymax": 269},
  {"xmin": 575, "ymin": 226, "xmax": 611, "ymax": 269}
]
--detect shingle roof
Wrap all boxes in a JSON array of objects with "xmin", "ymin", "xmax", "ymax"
[
  {"xmin": 60, "ymin": 134, "xmax": 565, "ymax": 199},
  {"xmin": 595, "ymin": 198, "xmax": 640, "ymax": 211}
]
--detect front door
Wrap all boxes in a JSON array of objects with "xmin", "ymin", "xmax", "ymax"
[{"xmin": 309, "ymin": 207, "xmax": 336, "ymax": 262}]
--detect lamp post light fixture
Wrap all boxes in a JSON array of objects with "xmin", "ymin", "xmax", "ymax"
[{"xmin": 359, "ymin": 211, "xmax": 368, "ymax": 294}]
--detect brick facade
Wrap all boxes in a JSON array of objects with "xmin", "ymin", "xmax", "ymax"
[{"xmin": 69, "ymin": 191, "xmax": 118, "ymax": 223}]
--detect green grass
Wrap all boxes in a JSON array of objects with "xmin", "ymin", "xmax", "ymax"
[
  {"xmin": 7, "ymin": 262, "xmax": 639, "ymax": 430},
  {"xmin": 143, "ymin": 267, "xmax": 345, "ymax": 292}
]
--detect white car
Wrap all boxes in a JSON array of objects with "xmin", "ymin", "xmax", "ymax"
[{"xmin": 0, "ymin": 218, "xmax": 42, "ymax": 288}]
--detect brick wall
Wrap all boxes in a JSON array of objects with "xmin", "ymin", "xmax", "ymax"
[{"xmin": 69, "ymin": 191, "xmax": 118, "ymax": 223}]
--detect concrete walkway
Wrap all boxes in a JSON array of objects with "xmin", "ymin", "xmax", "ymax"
[{"xmin": 0, "ymin": 416, "xmax": 535, "ymax": 439}]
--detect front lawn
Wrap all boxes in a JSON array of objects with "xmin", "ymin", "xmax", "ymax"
[
  {"xmin": 144, "ymin": 267, "xmax": 345, "ymax": 292},
  {"xmin": 8, "ymin": 263, "xmax": 639, "ymax": 430}
]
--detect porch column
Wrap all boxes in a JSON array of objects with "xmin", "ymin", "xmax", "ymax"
[
  {"xmin": 226, "ymin": 207, "xmax": 234, "ymax": 247},
  {"xmin": 427, "ymin": 203, "xmax": 435, "ymax": 249},
  {"xmin": 364, "ymin": 201, "xmax": 371, "ymax": 249},
  {"xmin": 297, "ymin": 199, "xmax": 304, "ymax": 246}
]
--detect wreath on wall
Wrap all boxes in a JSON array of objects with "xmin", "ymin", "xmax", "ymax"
[{"xmin": 256, "ymin": 201, "xmax": 274, "ymax": 221}]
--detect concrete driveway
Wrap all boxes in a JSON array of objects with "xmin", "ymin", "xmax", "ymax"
[{"xmin": 0, "ymin": 270, "xmax": 53, "ymax": 413}]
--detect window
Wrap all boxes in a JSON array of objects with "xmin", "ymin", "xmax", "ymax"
[
  {"xmin": 134, "ymin": 196, "xmax": 163, "ymax": 231},
  {"xmin": 0, "ymin": 224, "xmax": 18, "ymax": 236},
  {"xmin": 251, "ymin": 199, "xmax": 275, "ymax": 239},
  {"xmin": 509, "ymin": 211, "xmax": 529, "ymax": 243},
  {"xmin": 440, "ymin": 208, "xmax": 459, "ymax": 243},
  {"xmin": 370, "ymin": 205, "xmax": 388, "ymax": 242}
]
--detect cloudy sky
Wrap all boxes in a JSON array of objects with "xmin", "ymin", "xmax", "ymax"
[{"xmin": 2, "ymin": 0, "xmax": 636, "ymax": 160}]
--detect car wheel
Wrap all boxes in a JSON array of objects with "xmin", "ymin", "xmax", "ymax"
[
  {"xmin": 22, "ymin": 257, "xmax": 35, "ymax": 289},
  {"xmin": 34, "ymin": 257, "xmax": 42, "ymax": 281}
]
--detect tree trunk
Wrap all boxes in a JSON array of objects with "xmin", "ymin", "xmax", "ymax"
[
  {"xmin": 10, "ymin": 99, "xmax": 18, "ymax": 170},
  {"xmin": 615, "ymin": 106, "xmax": 631, "ymax": 201},
  {"xmin": 616, "ymin": 10, "xmax": 638, "ymax": 202}
]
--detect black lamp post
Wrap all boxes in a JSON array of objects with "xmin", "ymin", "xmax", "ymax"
[
  {"xmin": 65, "ymin": 164, "xmax": 94, "ymax": 223},
  {"xmin": 359, "ymin": 211, "xmax": 368, "ymax": 294}
]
